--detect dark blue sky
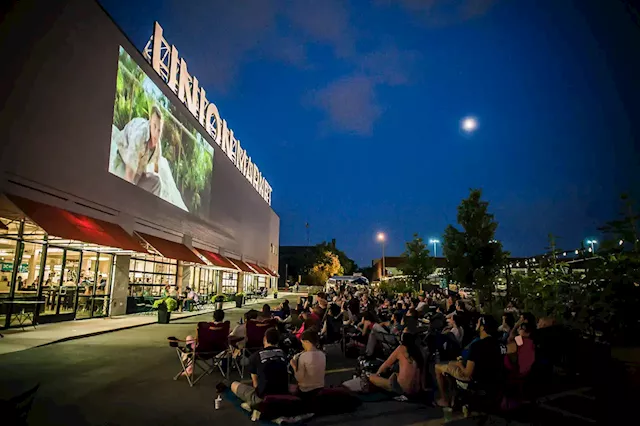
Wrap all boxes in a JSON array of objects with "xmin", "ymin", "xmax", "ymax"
[{"xmin": 99, "ymin": 0, "xmax": 640, "ymax": 266}]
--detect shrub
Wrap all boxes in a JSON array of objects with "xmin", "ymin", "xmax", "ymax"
[{"xmin": 153, "ymin": 297, "xmax": 178, "ymax": 312}]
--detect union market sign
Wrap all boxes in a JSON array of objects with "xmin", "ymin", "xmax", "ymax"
[{"xmin": 144, "ymin": 22, "xmax": 273, "ymax": 206}]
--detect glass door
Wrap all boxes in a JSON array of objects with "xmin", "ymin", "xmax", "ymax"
[{"xmin": 38, "ymin": 247, "xmax": 82, "ymax": 323}]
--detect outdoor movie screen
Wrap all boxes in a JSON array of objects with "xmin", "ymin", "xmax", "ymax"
[{"xmin": 109, "ymin": 46, "xmax": 214, "ymax": 218}]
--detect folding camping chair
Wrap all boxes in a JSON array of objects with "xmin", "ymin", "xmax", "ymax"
[
  {"xmin": 169, "ymin": 321, "xmax": 234, "ymax": 387},
  {"xmin": 238, "ymin": 318, "xmax": 279, "ymax": 378}
]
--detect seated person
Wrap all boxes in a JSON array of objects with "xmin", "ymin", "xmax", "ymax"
[
  {"xmin": 402, "ymin": 308, "xmax": 419, "ymax": 334},
  {"xmin": 258, "ymin": 304, "xmax": 273, "ymax": 320},
  {"xmin": 444, "ymin": 312, "xmax": 465, "ymax": 347},
  {"xmin": 369, "ymin": 332, "xmax": 423, "ymax": 396},
  {"xmin": 181, "ymin": 309, "xmax": 226, "ymax": 376},
  {"xmin": 320, "ymin": 303, "xmax": 343, "ymax": 344},
  {"xmin": 273, "ymin": 299, "xmax": 291, "ymax": 319},
  {"xmin": 361, "ymin": 311, "xmax": 391, "ymax": 358},
  {"xmin": 416, "ymin": 295, "xmax": 428, "ymax": 313},
  {"xmin": 390, "ymin": 311, "xmax": 404, "ymax": 335},
  {"xmin": 314, "ymin": 292, "xmax": 329, "ymax": 319},
  {"xmin": 283, "ymin": 308, "xmax": 303, "ymax": 329},
  {"xmin": 230, "ymin": 328, "xmax": 289, "ymax": 409},
  {"xmin": 435, "ymin": 314, "xmax": 503, "ymax": 407},
  {"xmin": 504, "ymin": 322, "xmax": 535, "ymax": 378},
  {"xmin": 509, "ymin": 312, "xmax": 537, "ymax": 343},
  {"xmin": 290, "ymin": 329, "xmax": 326, "ymax": 398},
  {"xmin": 499, "ymin": 312, "xmax": 516, "ymax": 344},
  {"xmin": 230, "ymin": 309, "xmax": 259, "ymax": 349}
]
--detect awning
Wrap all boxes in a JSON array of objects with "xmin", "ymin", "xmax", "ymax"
[
  {"xmin": 137, "ymin": 232, "xmax": 204, "ymax": 264},
  {"xmin": 7, "ymin": 195, "xmax": 146, "ymax": 252},
  {"xmin": 247, "ymin": 262, "xmax": 270, "ymax": 276},
  {"xmin": 228, "ymin": 258, "xmax": 255, "ymax": 273},
  {"xmin": 266, "ymin": 268, "xmax": 280, "ymax": 278},
  {"xmin": 198, "ymin": 249, "xmax": 240, "ymax": 271}
]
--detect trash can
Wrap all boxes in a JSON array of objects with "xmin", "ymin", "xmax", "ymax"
[{"xmin": 214, "ymin": 301, "xmax": 224, "ymax": 311}]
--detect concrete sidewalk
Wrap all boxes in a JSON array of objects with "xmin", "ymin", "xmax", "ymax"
[{"xmin": 0, "ymin": 292, "xmax": 299, "ymax": 356}]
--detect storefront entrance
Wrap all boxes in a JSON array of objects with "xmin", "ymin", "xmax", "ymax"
[{"xmin": 38, "ymin": 247, "xmax": 82, "ymax": 323}]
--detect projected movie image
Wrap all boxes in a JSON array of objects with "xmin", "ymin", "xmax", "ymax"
[{"xmin": 109, "ymin": 46, "xmax": 214, "ymax": 217}]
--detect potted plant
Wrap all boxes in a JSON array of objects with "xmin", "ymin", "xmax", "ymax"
[
  {"xmin": 211, "ymin": 294, "xmax": 225, "ymax": 310},
  {"xmin": 235, "ymin": 292, "xmax": 245, "ymax": 308},
  {"xmin": 153, "ymin": 297, "xmax": 178, "ymax": 324},
  {"xmin": 273, "ymin": 290, "xmax": 278, "ymax": 299}
]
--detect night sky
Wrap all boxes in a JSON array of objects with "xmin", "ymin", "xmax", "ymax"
[{"xmin": 99, "ymin": 0, "xmax": 640, "ymax": 266}]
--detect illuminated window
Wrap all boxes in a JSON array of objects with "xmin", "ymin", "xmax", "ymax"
[
  {"xmin": 221, "ymin": 271, "xmax": 238, "ymax": 295},
  {"xmin": 128, "ymin": 256, "xmax": 177, "ymax": 297}
]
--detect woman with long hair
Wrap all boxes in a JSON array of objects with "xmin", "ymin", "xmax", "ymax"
[{"xmin": 368, "ymin": 333, "xmax": 423, "ymax": 396}]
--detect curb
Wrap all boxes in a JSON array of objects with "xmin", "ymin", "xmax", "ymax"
[{"xmin": 25, "ymin": 296, "xmax": 289, "ymax": 350}]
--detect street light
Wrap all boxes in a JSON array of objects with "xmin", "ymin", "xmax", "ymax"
[
  {"xmin": 586, "ymin": 239, "xmax": 598, "ymax": 253},
  {"xmin": 377, "ymin": 232, "xmax": 386, "ymax": 280},
  {"xmin": 429, "ymin": 238, "xmax": 440, "ymax": 257}
]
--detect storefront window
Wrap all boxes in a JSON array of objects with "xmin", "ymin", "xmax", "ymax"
[
  {"xmin": 244, "ymin": 274, "xmax": 256, "ymax": 294},
  {"xmin": 257, "ymin": 276, "xmax": 267, "ymax": 290},
  {"xmin": 40, "ymin": 247, "xmax": 63, "ymax": 316},
  {"xmin": 59, "ymin": 250, "xmax": 81, "ymax": 315},
  {"xmin": 128, "ymin": 256, "xmax": 177, "ymax": 297},
  {"xmin": 77, "ymin": 252, "xmax": 113, "ymax": 319},
  {"xmin": 221, "ymin": 271, "xmax": 238, "ymax": 295},
  {"xmin": 196, "ymin": 267, "xmax": 217, "ymax": 298},
  {"xmin": 0, "ymin": 238, "xmax": 18, "ymax": 327}
]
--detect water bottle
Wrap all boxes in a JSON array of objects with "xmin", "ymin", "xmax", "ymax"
[{"xmin": 215, "ymin": 394, "xmax": 222, "ymax": 410}]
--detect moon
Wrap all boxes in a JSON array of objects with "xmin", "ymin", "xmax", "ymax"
[{"xmin": 461, "ymin": 116, "xmax": 478, "ymax": 133}]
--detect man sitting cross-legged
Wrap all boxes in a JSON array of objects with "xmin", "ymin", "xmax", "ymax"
[{"xmin": 229, "ymin": 327, "xmax": 289, "ymax": 410}]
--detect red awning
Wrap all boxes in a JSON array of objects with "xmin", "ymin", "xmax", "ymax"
[
  {"xmin": 198, "ymin": 249, "xmax": 240, "ymax": 271},
  {"xmin": 247, "ymin": 262, "xmax": 270, "ymax": 276},
  {"xmin": 266, "ymin": 268, "xmax": 280, "ymax": 278},
  {"xmin": 7, "ymin": 195, "xmax": 146, "ymax": 252},
  {"xmin": 228, "ymin": 258, "xmax": 255, "ymax": 273},
  {"xmin": 137, "ymin": 232, "xmax": 204, "ymax": 264}
]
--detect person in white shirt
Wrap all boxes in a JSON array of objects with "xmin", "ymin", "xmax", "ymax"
[{"xmin": 290, "ymin": 329, "xmax": 326, "ymax": 398}]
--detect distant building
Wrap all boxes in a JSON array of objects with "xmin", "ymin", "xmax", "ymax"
[{"xmin": 371, "ymin": 254, "xmax": 592, "ymax": 287}]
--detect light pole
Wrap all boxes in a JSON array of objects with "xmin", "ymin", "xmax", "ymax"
[
  {"xmin": 587, "ymin": 239, "xmax": 598, "ymax": 253},
  {"xmin": 429, "ymin": 239, "xmax": 440, "ymax": 257},
  {"xmin": 377, "ymin": 232, "xmax": 386, "ymax": 281}
]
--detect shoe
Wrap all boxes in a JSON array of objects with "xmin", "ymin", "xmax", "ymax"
[{"xmin": 240, "ymin": 402, "xmax": 252, "ymax": 412}]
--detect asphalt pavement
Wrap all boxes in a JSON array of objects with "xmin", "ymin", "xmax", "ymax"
[{"xmin": 0, "ymin": 303, "xmax": 445, "ymax": 426}]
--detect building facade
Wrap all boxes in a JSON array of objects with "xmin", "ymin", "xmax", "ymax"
[{"xmin": 0, "ymin": 0, "xmax": 279, "ymax": 328}]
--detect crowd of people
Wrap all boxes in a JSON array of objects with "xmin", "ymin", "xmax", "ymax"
[{"xmin": 180, "ymin": 285, "xmax": 568, "ymax": 413}]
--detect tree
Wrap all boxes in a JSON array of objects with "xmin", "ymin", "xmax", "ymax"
[
  {"xmin": 316, "ymin": 242, "xmax": 356, "ymax": 275},
  {"xmin": 443, "ymin": 189, "xmax": 506, "ymax": 308},
  {"xmin": 305, "ymin": 251, "xmax": 343, "ymax": 286},
  {"xmin": 399, "ymin": 234, "xmax": 435, "ymax": 291}
]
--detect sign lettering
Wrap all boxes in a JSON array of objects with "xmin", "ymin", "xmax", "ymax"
[{"xmin": 144, "ymin": 22, "xmax": 273, "ymax": 205}]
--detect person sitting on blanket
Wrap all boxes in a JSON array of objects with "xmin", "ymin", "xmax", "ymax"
[
  {"xmin": 290, "ymin": 329, "xmax": 326, "ymax": 399},
  {"xmin": 368, "ymin": 332, "xmax": 423, "ymax": 396},
  {"xmin": 230, "ymin": 327, "xmax": 289, "ymax": 410}
]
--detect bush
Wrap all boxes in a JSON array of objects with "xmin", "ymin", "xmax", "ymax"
[
  {"xmin": 153, "ymin": 297, "xmax": 178, "ymax": 312},
  {"xmin": 211, "ymin": 294, "xmax": 225, "ymax": 303}
]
